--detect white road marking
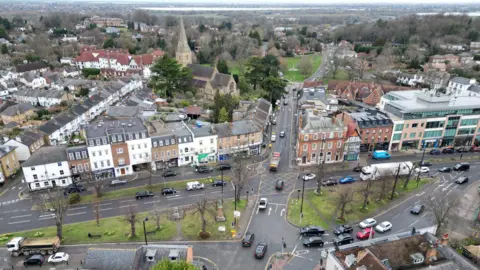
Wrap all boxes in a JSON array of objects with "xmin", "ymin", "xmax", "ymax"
[
  {"xmin": 99, "ymin": 202, "xmax": 113, "ymax": 206},
  {"xmin": 167, "ymin": 196, "xmax": 183, "ymax": 200},
  {"xmin": 433, "ymin": 186, "xmax": 442, "ymax": 192},
  {"xmin": 409, "ymin": 220, "xmax": 419, "ymax": 227},
  {"xmin": 69, "ymin": 206, "xmax": 87, "ymax": 211},
  {"xmin": 144, "ymin": 201, "xmax": 159, "ymax": 204},
  {"xmin": 120, "ymin": 199, "xmax": 136, "ymax": 203},
  {"xmin": 119, "ymin": 204, "xmax": 138, "ymax": 208},
  {"xmin": 442, "ymin": 183, "xmax": 454, "ymax": 192},
  {"xmin": 416, "ymin": 192, "xmax": 425, "ymax": 197},
  {"xmin": 11, "ymin": 214, "xmax": 32, "ymax": 219},
  {"xmin": 392, "ymin": 213, "xmax": 401, "ymax": 219},
  {"xmin": 432, "ymin": 172, "xmax": 439, "ymax": 177},
  {"xmin": 67, "ymin": 212, "xmax": 86, "ymax": 216},
  {"xmin": 99, "ymin": 208, "xmax": 113, "ymax": 211},
  {"xmin": 404, "ymin": 207, "xmax": 411, "ymax": 212},
  {"xmin": 414, "ymin": 200, "xmax": 421, "ymax": 205},
  {"xmin": 275, "ymin": 204, "xmax": 278, "ymax": 213},
  {"xmin": 292, "ymin": 244, "xmax": 298, "ymax": 254},
  {"xmin": 38, "ymin": 216, "xmax": 55, "ymax": 220},
  {"xmin": 256, "ymin": 206, "xmax": 259, "ymax": 215},
  {"xmin": 421, "ymin": 212, "xmax": 430, "ymax": 218},
  {"xmin": 189, "ymin": 194, "xmax": 204, "ymax": 197},
  {"xmin": 280, "ymin": 209, "xmax": 286, "ymax": 216},
  {"xmin": 446, "ymin": 189, "xmax": 454, "ymax": 196},
  {"xmin": 431, "ymin": 196, "xmax": 436, "ymax": 201},
  {"xmin": 9, "ymin": 220, "xmax": 30, "ymax": 224},
  {"xmin": 211, "ymin": 191, "xmax": 222, "ymax": 194},
  {"xmin": 268, "ymin": 207, "xmax": 272, "ymax": 215}
]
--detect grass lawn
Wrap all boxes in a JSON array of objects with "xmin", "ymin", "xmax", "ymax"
[
  {"xmin": 323, "ymin": 69, "xmax": 350, "ymax": 84},
  {"xmin": 0, "ymin": 211, "xmax": 176, "ymax": 245},
  {"xmin": 287, "ymin": 178, "xmax": 430, "ymax": 228},
  {"xmin": 78, "ymin": 177, "xmax": 231, "ymax": 204},
  {"xmin": 182, "ymin": 199, "xmax": 247, "ymax": 240},
  {"xmin": 282, "ymin": 54, "xmax": 322, "ymax": 82}
]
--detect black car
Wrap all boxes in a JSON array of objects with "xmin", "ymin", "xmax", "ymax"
[
  {"xmin": 254, "ymin": 242, "xmax": 268, "ymax": 259},
  {"xmin": 429, "ymin": 149, "xmax": 441, "ymax": 155},
  {"xmin": 334, "ymin": 224, "xmax": 354, "ymax": 235},
  {"xmin": 242, "ymin": 232, "xmax": 255, "ymax": 247},
  {"xmin": 135, "ymin": 191, "xmax": 154, "ymax": 199},
  {"xmin": 419, "ymin": 161, "xmax": 432, "ymax": 167},
  {"xmin": 303, "ymin": 236, "xmax": 324, "ymax": 247},
  {"xmin": 438, "ymin": 167, "xmax": 452, "ymax": 173},
  {"xmin": 161, "ymin": 188, "xmax": 177, "ymax": 195},
  {"xmin": 275, "ymin": 180, "xmax": 284, "ymax": 190},
  {"xmin": 453, "ymin": 162, "xmax": 470, "ymax": 171},
  {"xmin": 212, "ymin": 180, "xmax": 227, "ymax": 187},
  {"xmin": 410, "ymin": 204, "xmax": 425, "ymax": 215},
  {"xmin": 333, "ymin": 233, "xmax": 354, "ymax": 246},
  {"xmin": 352, "ymin": 166, "xmax": 363, "ymax": 172},
  {"xmin": 197, "ymin": 166, "xmax": 213, "ymax": 173},
  {"xmin": 455, "ymin": 176, "xmax": 469, "ymax": 184},
  {"xmin": 163, "ymin": 170, "xmax": 176, "ymax": 177},
  {"xmin": 217, "ymin": 164, "xmax": 232, "ymax": 170},
  {"xmin": 442, "ymin": 148, "xmax": 455, "ymax": 154},
  {"xmin": 63, "ymin": 184, "xmax": 85, "ymax": 195},
  {"xmin": 456, "ymin": 147, "xmax": 469, "ymax": 153},
  {"xmin": 322, "ymin": 179, "xmax": 338, "ymax": 186},
  {"xmin": 300, "ymin": 226, "xmax": 325, "ymax": 236},
  {"xmin": 24, "ymin": 255, "xmax": 44, "ymax": 266}
]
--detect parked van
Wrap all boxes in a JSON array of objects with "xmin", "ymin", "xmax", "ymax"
[
  {"xmin": 372, "ymin": 150, "xmax": 391, "ymax": 160},
  {"xmin": 453, "ymin": 162, "xmax": 470, "ymax": 171},
  {"xmin": 186, "ymin": 181, "xmax": 205, "ymax": 191}
]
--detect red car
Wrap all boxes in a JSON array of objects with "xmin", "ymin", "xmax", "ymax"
[
  {"xmin": 471, "ymin": 146, "xmax": 480, "ymax": 152},
  {"xmin": 356, "ymin": 227, "xmax": 375, "ymax": 240}
]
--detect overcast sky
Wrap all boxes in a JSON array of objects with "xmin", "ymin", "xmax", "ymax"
[{"xmin": 89, "ymin": 0, "xmax": 479, "ymax": 4}]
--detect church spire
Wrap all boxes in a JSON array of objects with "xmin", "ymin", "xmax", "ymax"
[{"xmin": 176, "ymin": 17, "xmax": 193, "ymax": 67}]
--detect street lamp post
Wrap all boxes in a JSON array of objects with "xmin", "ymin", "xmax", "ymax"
[
  {"xmin": 246, "ymin": 190, "xmax": 249, "ymax": 202},
  {"xmin": 300, "ymin": 175, "xmax": 306, "ymax": 216},
  {"xmin": 143, "ymin": 217, "xmax": 149, "ymax": 245},
  {"xmin": 297, "ymin": 189, "xmax": 301, "ymax": 201},
  {"xmin": 221, "ymin": 169, "xmax": 224, "ymax": 200},
  {"xmin": 234, "ymin": 185, "xmax": 237, "ymax": 211}
]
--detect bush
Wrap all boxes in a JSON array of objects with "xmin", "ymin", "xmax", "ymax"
[
  {"xmin": 199, "ymin": 231, "xmax": 211, "ymax": 239},
  {"xmin": 104, "ymin": 231, "xmax": 116, "ymax": 236},
  {"xmin": 68, "ymin": 193, "xmax": 80, "ymax": 204},
  {"xmin": 33, "ymin": 232, "xmax": 44, "ymax": 237}
]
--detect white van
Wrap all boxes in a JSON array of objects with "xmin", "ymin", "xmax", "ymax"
[
  {"xmin": 186, "ymin": 181, "xmax": 205, "ymax": 191},
  {"xmin": 271, "ymin": 134, "xmax": 277, "ymax": 142}
]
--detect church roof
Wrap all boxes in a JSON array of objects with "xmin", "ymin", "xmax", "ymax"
[
  {"xmin": 212, "ymin": 73, "xmax": 232, "ymax": 88},
  {"xmin": 176, "ymin": 17, "xmax": 192, "ymax": 54},
  {"xmin": 188, "ymin": 64, "xmax": 215, "ymax": 79}
]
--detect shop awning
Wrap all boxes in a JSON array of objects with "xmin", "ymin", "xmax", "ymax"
[{"xmin": 197, "ymin": 153, "xmax": 209, "ymax": 161}]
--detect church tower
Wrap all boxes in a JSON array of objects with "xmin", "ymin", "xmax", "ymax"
[{"xmin": 175, "ymin": 17, "xmax": 192, "ymax": 67}]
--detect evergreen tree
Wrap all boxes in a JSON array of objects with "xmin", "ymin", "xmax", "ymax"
[
  {"xmin": 217, "ymin": 59, "xmax": 229, "ymax": 74},
  {"xmin": 218, "ymin": 107, "xmax": 229, "ymax": 123},
  {"xmin": 149, "ymin": 55, "xmax": 192, "ymax": 98}
]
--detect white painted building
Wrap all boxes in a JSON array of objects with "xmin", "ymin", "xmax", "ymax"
[
  {"xmin": 188, "ymin": 124, "xmax": 218, "ymax": 165},
  {"xmin": 446, "ymin": 76, "xmax": 479, "ymax": 96},
  {"xmin": 85, "ymin": 124, "xmax": 115, "ymax": 180},
  {"xmin": 21, "ymin": 146, "xmax": 72, "ymax": 191},
  {"xmin": 167, "ymin": 122, "xmax": 195, "ymax": 167},
  {"xmin": 123, "ymin": 119, "xmax": 152, "ymax": 170}
]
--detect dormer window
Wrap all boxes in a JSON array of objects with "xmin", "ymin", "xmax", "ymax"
[{"xmin": 304, "ymin": 135, "xmax": 308, "ymax": 141}]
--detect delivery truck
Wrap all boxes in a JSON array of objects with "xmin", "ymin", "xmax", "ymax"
[
  {"xmin": 360, "ymin": 162, "xmax": 414, "ymax": 181},
  {"xmin": 6, "ymin": 236, "xmax": 61, "ymax": 256}
]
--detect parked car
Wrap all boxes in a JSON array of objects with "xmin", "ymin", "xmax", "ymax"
[
  {"xmin": 357, "ymin": 227, "xmax": 375, "ymax": 240},
  {"xmin": 303, "ymin": 173, "xmax": 316, "ymax": 181},
  {"xmin": 470, "ymin": 146, "xmax": 480, "ymax": 152},
  {"xmin": 333, "ymin": 233, "xmax": 354, "ymax": 246},
  {"xmin": 456, "ymin": 147, "xmax": 469, "ymax": 153},
  {"xmin": 283, "ymin": 100, "xmax": 288, "ymax": 105},
  {"xmin": 303, "ymin": 236, "xmax": 324, "ymax": 247},
  {"xmin": 438, "ymin": 167, "xmax": 452, "ymax": 173},
  {"xmin": 217, "ymin": 164, "xmax": 231, "ymax": 170},
  {"xmin": 453, "ymin": 162, "xmax": 470, "ymax": 171},
  {"xmin": 163, "ymin": 170, "xmax": 176, "ymax": 177},
  {"xmin": 334, "ymin": 225, "xmax": 353, "ymax": 235},
  {"xmin": 410, "ymin": 204, "xmax": 425, "ymax": 215},
  {"xmin": 352, "ymin": 166, "xmax": 363, "ymax": 172},
  {"xmin": 442, "ymin": 148, "xmax": 455, "ymax": 154},
  {"xmin": 275, "ymin": 180, "xmax": 284, "ymax": 190},
  {"xmin": 48, "ymin": 252, "xmax": 69, "ymax": 264},
  {"xmin": 186, "ymin": 181, "xmax": 205, "ymax": 191},
  {"xmin": 161, "ymin": 188, "xmax": 177, "ymax": 195},
  {"xmin": 359, "ymin": 218, "xmax": 377, "ymax": 228},
  {"xmin": 212, "ymin": 180, "xmax": 227, "ymax": 187},
  {"xmin": 300, "ymin": 226, "xmax": 325, "ymax": 236},
  {"xmin": 372, "ymin": 150, "xmax": 390, "ymax": 160},
  {"xmin": 339, "ymin": 176, "xmax": 356, "ymax": 184},
  {"xmin": 254, "ymin": 242, "xmax": 268, "ymax": 259},
  {"xmin": 280, "ymin": 131, "xmax": 285, "ymax": 138},
  {"xmin": 63, "ymin": 184, "xmax": 85, "ymax": 195},
  {"xmin": 196, "ymin": 166, "xmax": 213, "ymax": 173},
  {"xmin": 242, "ymin": 232, "xmax": 255, "ymax": 247},
  {"xmin": 455, "ymin": 176, "xmax": 469, "ymax": 184},
  {"xmin": 375, "ymin": 221, "xmax": 392, "ymax": 232},
  {"xmin": 415, "ymin": 167, "xmax": 430, "ymax": 174},
  {"xmin": 429, "ymin": 149, "xmax": 441, "ymax": 155},
  {"xmin": 271, "ymin": 134, "xmax": 277, "ymax": 142},
  {"xmin": 259, "ymin": 198, "xmax": 268, "ymax": 210},
  {"xmin": 322, "ymin": 179, "xmax": 338, "ymax": 186},
  {"xmin": 135, "ymin": 191, "xmax": 154, "ymax": 199},
  {"xmin": 419, "ymin": 161, "xmax": 432, "ymax": 167},
  {"xmin": 110, "ymin": 179, "xmax": 127, "ymax": 186},
  {"xmin": 24, "ymin": 255, "xmax": 45, "ymax": 266}
]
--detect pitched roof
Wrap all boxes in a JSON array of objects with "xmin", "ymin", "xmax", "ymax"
[
  {"xmin": 1, "ymin": 103, "xmax": 35, "ymax": 117},
  {"xmin": 15, "ymin": 130, "xmax": 44, "ymax": 147},
  {"xmin": 22, "ymin": 146, "xmax": 68, "ymax": 167},
  {"xmin": 177, "ymin": 17, "xmax": 192, "ymax": 54},
  {"xmin": 38, "ymin": 120, "xmax": 62, "ymax": 135},
  {"xmin": 106, "ymin": 106, "xmax": 143, "ymax": 118},
  {"xmin": 451, "ymin": 76, "xmax": 472, "ymax": 85},
  {"xmin": 15, "ymin": 61, "xmax": 48, "ymax": 73},
  {"xmin": 185, "ymin": 105, "xmax": 202, "ymax": 115},
  {"xmin": 188, "ymin": 64, "xmax": 215, "ymax": 79},
  {"xmin": 0, "ymin": 145, "xmax": 16, "ymax": 159},
  {"xmin": 303, "ymin": 81, "xmax": 324, "ymax": 88},
  {"xmin": 190, "ymin": 78, "xmax": 207, "ymax": 88},
  {"xmin": 83, "ymin": 248, "xmax": 137, "ymax": 270},
  {"xmin": 211, "ymin": 73, "xmax": 232, "ymax": 88}
]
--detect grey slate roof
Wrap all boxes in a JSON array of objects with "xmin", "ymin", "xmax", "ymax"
[
  {"xmin": 189, "ymin": 124, "xmax": 214, "ymax": 138},
  {"xmin": 190, "ymin": 78, "xmax": 207, "ymax": 88},
  {"xmin": 450, "ymin": 76, "xmax": 472, "ymax": 85},
  {"xmin": 38, "ymin": 120, "xmax": 62, "ymax": 135},
  {"xmin": 211, "ymin": 73, "xmax": 231, "ymax": 88},
  {"xmin": 0, "ymin": 145, "xmax": 16, "ymax": 159},
  {"xmin": 83, "ymin": 248, "xmax": 138, "ymax": 270},
  {"xmin": 15, "ymin": 61, "xmax": 47, "ymax": 73},
  {"xmin": 106, "ymin": 106, "xmax": 143, "ymax": 118},
  {"xmin": 16, "ymin": 130, "xmax": 44, "ymax": 147},
  {"xmin": 1, "ymin": 103, "xmax": 35, "ymax": 116},
  {"xmin": 188, "ymin": 64, "xmax": 215, "ymax": 79},
  {"xmin": 467, "ymin": 85, "xmax": 480, "ymax": 93},
  {"xmin": 85, "ymin": 118, "xmax": 147, "ymax": 139},
  {"xmin": 22, "ymin": 146, "xmax": 68, "ymax": 167}
]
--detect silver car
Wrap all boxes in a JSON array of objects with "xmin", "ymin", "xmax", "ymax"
[{"xmin": 110, "ymin": 179, "xmax": 127, "ymax": 186}]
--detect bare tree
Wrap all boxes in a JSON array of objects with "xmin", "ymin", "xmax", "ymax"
[
  {"xmin": 353, "ymin": 57, "xmax": 370, "ymax": 80},
  {"xmin": 402, "ymin": 162, "xmax": 417, "ymax": 189},
  {"xmin": 329, "ymin": 48, "xmax": 344, "ymax": 79},
  {"xmin": 93, "ymin": 198, "xmax": 100, "ymax": 226},
  {"xmin": 123, "ymin": 205, "xmax": 139, "ymax": 238},
  {"xmin": 375, "ymin": 42, "xmax": 395, "ymax": 72},
  {"xmin": 231, "ymin": 156, "xmax": 249, "ymax": 203},
  {"xmin": 298, "ymin": 56, "xmax": 314, "ymax": 76},
  {"xmin": 85, "ymin": 172, "xmax": 103, "ymax": 198},
  {"xmin": 374, "ymin": 175, "xmax": 392, "ymax": 202},
  {"xmin": 425, "ymin": 195, "xmax": 459, "ymax": 236},
  {"xmin": 358, "ymin": 179, "xmax": 374, "ymax": 210},
  {"xmin": 191, "ymin": 196, "xmax": 216, "ymax": 234},
  {"xmin": 315, "ymin": 158, "xmax": 326, "ymax": 195},
  {"xmin": 333, "ymin": 187, "xmax": 355, "ymax": 221},
  {"xmin": 33, "ymin": 188, "xmax": 70, "ymax": 239},
  {"xmin": 150, "ymin": 205, "xmax": 163, "ymax": 231}
]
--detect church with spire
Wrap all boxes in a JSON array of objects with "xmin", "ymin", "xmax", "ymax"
[{"xmin": 176, "ymin": 18, "xmax": 239, "ymax": 101}]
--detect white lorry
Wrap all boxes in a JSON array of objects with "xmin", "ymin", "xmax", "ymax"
[
  {"xmin": 6, "ymin": 236, "xmax": 61, "ymax": 256},
  {"xmin": 360, "ymin": 162, "xmax": 414, "ymax": 181},
  {"xmin": 186, "ymin": 181, "xmax": 205, "ymax": 191}
]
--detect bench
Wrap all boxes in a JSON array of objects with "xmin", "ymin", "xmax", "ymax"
[
  {"xmin": 146, "ymin": 230, "xmax": 156, "ymax": 236},
  {"xmin": 88, "ymin": 233, "xmax": 102, "ymax": 238}
]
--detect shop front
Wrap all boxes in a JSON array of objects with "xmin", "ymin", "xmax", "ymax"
[
  {"xmin": 93, "ymin": 168, "xmax": 114, "ymax": 180},
  {"xmin": 422, "ymin": 139, "xmax": 440, "ymax": 149},
  {"xmin": 454, "ymin": 136, "xmax": 474, "ymax": 147},
  {"xmin": 440, "ymin": 137, "xmax": 454, "ymax": 147},
  {"xmin": 401, "ymin": 140, "xmax": 419, "ymax": 150}
]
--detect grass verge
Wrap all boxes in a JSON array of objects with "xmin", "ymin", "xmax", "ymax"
[
  {"xmin": 287, "ymin": 178, "xmax": 430, "ymax": 228},
  {"xmin": 323, "ymin": 69, "xmax": 350, "ymax": 83},
  {"xmin": 282, "ymin": 54, "xmax": 322, "ymax": 82}
]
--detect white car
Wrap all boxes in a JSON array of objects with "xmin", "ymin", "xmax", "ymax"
[
  {"xmin": 303, "ymin": 173, "xmax": 316, "ymax": 181},
  {"xmin": 271, "ymin": 134, "xmax": 277, "ymax": 142},
  {"xmin": 359, "ymin": 218, "xmax": 377, "ymax": 228},
  {"xmin": 415, "ymin": 167, "xmax": 430, "ymax": 173},
  {"xmin": 259, "ymin": 198, "xmax": 268, "ymax": 210},
  {"xmin": 375, "ymin": 221, "xmax": 392, "ymax": 232},
  {"xmin": 48, "ymin": 252, "xmax": 69, "ymax": 264}
]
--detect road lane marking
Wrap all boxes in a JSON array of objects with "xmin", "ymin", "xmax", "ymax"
[
  {"xmin": 421, "ymin": 212, "xmax": 430, "ymax": 218},
  {"xmin": 67, "ymin": 212, "xmax": 86, "ymax": 216},
  {"xmin": 69, "ymin": 206, "xmax": 87, "ymax": 211},
  {"xmin": 392, "ymin": 213, "xmax": 401, "ymax": 219},
  {"xmin": 11, "ymin": 214, "xmax": 32, "ymax": 219},
  {"xmin": 433, "ymin": 186, "xmax": 442, "ymax": 192},
  {"xmin": 189, "ymin": 194, "xmax": 204, "ymax": 197},
  {"xmin": 409, "ymin": 220, "xmax": 419, "ymax": 227},
  {"xmin": 9, "ymin": 220, "xmax": 30, "ymax": 224},
  {"xmin": 211, "ymin": 191, "xmax": 222, "ymax": 194},
  {"xmin": 268, "ymin": 207, "xmax": 272, "ymax": 215},
  {"xmin": 38, "ymin": 216, "xmax": 55, "ymax": 220},
  {"xmin": 99, "ymin": 208, "xmax": 113, "ymax": 211},
  {"xmin": 446, "ymin": 189, "xmax": 454, "ymax": 196},
  {"xmin": 119, "ymin": 204, "xmax": 138, "ymax": 208},
  {"xmin": 416, "ymin": 192, "xmax": 425, "ymax": 197},
  {"xmin": 280, "ymin": 209, "xmax": 285, "ymax": 216},
  {"xmin": 99, "ymin": 203, "xmax": 113, "ymax": 206},
  {"xmin": 143, "ymin": 201, "xmax": 159, "ymax": 204},
  {"xmin": 431, "ymin": 196, "xmax": 435, "ymax": 200},
  {"xmin": 275, "ymin": 204, "xmax": 278, "ymax": 213},
  {"xmin": 120, "ymin": 199, "xmax": 136, "ymax": 203},
  {"xmin": 167, "ymin": 197, "xmax": 183, "ymax": 200},
  {"xmin": 442, "ymin": 183, "xmax": 454, "ymax": 192},
  {"xmin": 414, "ymin": 200, "xmax": 421, "ymax": 205}
]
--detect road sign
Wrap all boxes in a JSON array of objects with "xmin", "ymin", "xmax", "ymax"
[{"xmin": 234, "ymin": 211, "xmax": 241, "ymax": 217}]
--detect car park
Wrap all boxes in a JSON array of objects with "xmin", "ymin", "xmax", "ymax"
[
  {"xmin": 24, "ymin": 255, "xmax": 45, "ymax": 266},
  {"xmin": 242, "ymin": 232, "xmax": 255, "ymax": 247},
  {"xmin": 48, "ymin": 252, "xmax": 69, "ymax": 264},
  {"xmin": 300, "ymin": 226, "xmax": 325, "ymax": 236},
  {"xmin": 254, "ymin": 242, "xmax": 268, "ymax": 259},
  {"xmin": 163, "ymin": 170, "xmax": 176, "ymax": 177},
  {"xmin": 212, "ymin": 180, "xmax": 227, "ymax": 187},
  {"xmin": 161, "ymin": 188, "xmax": 177, "ymax": 195},
  {"xmin": 359, "ymin": 218, "xmax": 377, "ymax": 228},
  {"xmin": 455, "ymin": 176, "xmax": 469, "ymax": 184},
  {"xmin": 375, "ymin": 221, "xmax": 392, "ymax": 232},
  {"xmin": 110, "ymin": 179, "xmax": 127, "ymax": 186},
  {"xmin": 196, "ymin": 166, "xmax": 213, "ymax": 173},
  {"xmin": 438, "ymin": 167, "xmax": 452, "ymax": 173},
  {"xmin": 410, "ymin": 204, "xmax": 425, "ymax": 215},
  {"xmin": 303, "ymin": 173, "xmax": 316, "ymax": 181},
  {"xmin": 259, "ymin": 198, "xmax": 268, "ymax": 210},
  {"xmin": 442, "ymin": 148, "xmax": 455, "ymax": 154},
  {"xmin": 453, "ymin": 162, "xmax": 470, "ymax": 171},
  {"xmin": 217, "ymin": 164, "xmax": 231, "ymax": 170},
  {"xmin": 357, "ymin": 227, "xmax": 375, "ymax": 240},
  {"xmin": 322, "ymin": 179, "xmax": 338, "ymax": 186},
  {"xmin": 429, "ymin": 149, "xmax": 441, "ymax": 155},
  {"xmin": 280, "ymin": 131, "xmax": 285, "ymax": 138},
  {"xmin": 333, "ymin": 233, "xmax": 354, "ymax": 246},
  {"xmin": 275, "ymin": 180, "xmax": 284, "ymax": 190},
  {"xmin": 135, "ymin": 191, "xmax": 154, "ymax": 199},
  {"xmin": 303, "ymin": 236, "xmax": 324, "ymax": 247},
  {"xmin": 339, "ymin": 176, "xmax": 356, "ymax": 184},
  {"xmin": 334, "ymin": 225, "xmax": 354, "ymax": 235},
  {"xmin": 415, "ymin": 167, "xmax": 430, "ymax": 173}
]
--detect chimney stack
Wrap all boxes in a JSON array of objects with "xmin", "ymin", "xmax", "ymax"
[
  {"xmin": 425, "ymin": 241, "xmax": 439, "ymax": 264},
  {"xmin": 440, "ymin": 233, "xmax": 449, "ymax": 246}
]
